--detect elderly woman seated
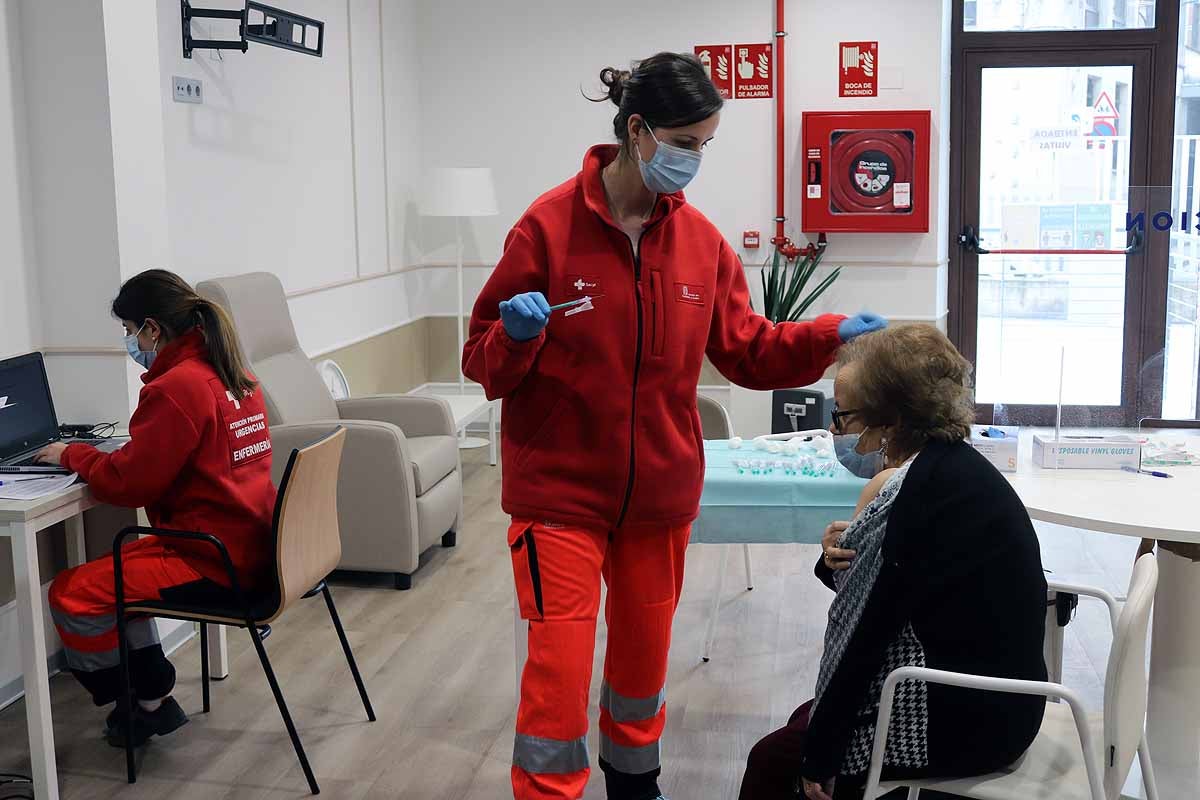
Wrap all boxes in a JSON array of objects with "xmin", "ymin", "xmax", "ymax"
[{"xmin": 740, "ymin": 325, "xmax": 1048, "ymax": 800}]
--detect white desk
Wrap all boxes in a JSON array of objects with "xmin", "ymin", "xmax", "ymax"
[
  {"xmin": 1005, "ymin": 431, "xmax": 1200, "ymax": 799},
  {"xmin": 0, "ymin": 484, "xmax": 229, "ymax": 800},
  {"xmin": 427, "ymin": 394, "xmax": 499, "ymax": 466}
]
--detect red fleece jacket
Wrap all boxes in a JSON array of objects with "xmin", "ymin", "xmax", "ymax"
[
  {"xmin": 464, "ymin": 145, "xmax": 845, "ymax": 531},
  {"xmin": 62, "ymin": 330, "xmax": 277, "ymax": 585}
]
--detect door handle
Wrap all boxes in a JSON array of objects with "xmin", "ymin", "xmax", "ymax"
[
  {"xmin": 958, "ymin": 225, "xmax": 1143, "ymax": 256},
  {"xmin": 957, "ymin": 226, "xmax": 989, "ymax": 254}
]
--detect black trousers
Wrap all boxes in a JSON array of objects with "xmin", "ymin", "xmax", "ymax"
[
  {"xmin": 741, "ymin": 700, "xmax": 932, "ymax": 800},
  {"xmin": 73, "ymin": 643, "xmax": 175, "ymax": 707},
  {"xmin": 599, "ymin": 757, "xmax": 661, "ymax": 800}
]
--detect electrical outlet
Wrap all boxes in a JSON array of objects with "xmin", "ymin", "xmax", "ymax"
[{"xmin": 172, "ymin": 76, "xmax": 203, "ymax": 104}]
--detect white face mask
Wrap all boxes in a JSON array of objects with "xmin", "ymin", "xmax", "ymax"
[
  {"xmin": 123, "ymin": 322, "xmax": 158, "ymax": 370},
  {"xmin": 635, "ymin": 125, "xmax": 703, "ymax": 194},
  {"xmin": 833, "ymin": 432, "xmax": 886, "ymax": 478}
]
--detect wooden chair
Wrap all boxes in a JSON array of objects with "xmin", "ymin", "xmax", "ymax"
[{"xmin": 113, "ymin": 427, "xmax": 373, "ymax": 795}]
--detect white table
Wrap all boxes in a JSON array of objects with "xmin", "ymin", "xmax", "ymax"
[
  {"xmin": 0, "ymin": 484, "xmax": 229, "ymax": 800},
  {"xmin": 1005, "ymin": 430, "xmax": 1200, "ymax": 799},
  {"xmin": 426, "ymin": 393, "xmax": 499, "ymax": 466}
]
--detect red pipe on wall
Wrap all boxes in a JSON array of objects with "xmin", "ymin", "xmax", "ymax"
[
  {"xmin": 773, "ymin": 0, "xmax": 804, "ymax": 258},
  {"xmin": 774, "ymin": 0, "xmax": 786, "ymax": 246}
]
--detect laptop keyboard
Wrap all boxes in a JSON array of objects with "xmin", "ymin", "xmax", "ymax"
[{"xmin": 0, "ymin": 464, "xmax": 67, "ymax": 473}]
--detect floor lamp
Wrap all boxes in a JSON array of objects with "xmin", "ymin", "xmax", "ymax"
[{"xmin": 421, "ymin": 167, "xmax": 499, "ymax": 448}]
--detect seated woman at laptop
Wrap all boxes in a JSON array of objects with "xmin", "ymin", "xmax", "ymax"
[
  {"xmin": 35, "ymin": 269, "xmax": 276, "ymax": 748},
  {"xmin": 739, "ymin": 325, "xmax": 1048, "ymax": 800}
]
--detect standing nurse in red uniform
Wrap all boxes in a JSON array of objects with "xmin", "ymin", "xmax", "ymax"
[
  {"xmin": 36, "ymin": 270, "xmax": 276, "ymax": 749},
  {"xmin": 463, "ymin": 53, "xmax": 885, "ymax": 800}
]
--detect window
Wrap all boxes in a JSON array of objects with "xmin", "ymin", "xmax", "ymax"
[
  {"xmin": 964, "ymin": 0, "xmax": 1154, "ymax": 32},
  {"xmin": 1087, "ymin": 75, "xmax": 1102, "ymax": 108},
  {"xmin": 1188, "ymin": 3, "xmax": 1200, "ymax": 52}
]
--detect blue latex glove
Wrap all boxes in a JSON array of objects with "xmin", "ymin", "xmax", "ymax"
[
  {"xmin": 499, "ymin": 291, "xmax": 552, "ymax": 342},
  {"xmin": 838, "ymin": 312, "xmax": 888, "ymax": 343}
]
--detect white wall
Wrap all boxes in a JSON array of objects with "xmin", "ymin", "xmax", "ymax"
[
  {"xmin": 157, "ymin": 0, "xmax": 358, "ymax": 293},
  {"xmin": 0, "ymin": 1, "xmax": 40, "ymax": 359},
  {"xmin": 19, "ymin": 0, "xmax": 134, "ymax": 425},
  {"xmin": 382, "ymin": 0, "xmax": 423, "ymax": 268},
  {"xmin": 411, "ymin": 0, "xmax": 953, "ymax": 325},
  {"xmin": 156, "ymin": 0, "xmax": 438, "ymax": 356}
]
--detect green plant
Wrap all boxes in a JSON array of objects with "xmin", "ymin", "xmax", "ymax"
[{"xmin": 757, "ymin": 245, "xmax": 841, "ymax": 324}]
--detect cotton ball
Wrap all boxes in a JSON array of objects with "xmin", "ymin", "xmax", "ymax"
[
  {"xmin": 728, "ymin": 436, "xmax": 743, "ymax": 450},
  {"xmin": 768, "ymin": 443, "xmax": 783, "ymax": 454},
  {"xmin": 754, "ymin": 438, "xmax": 769, "ymax": 451}
]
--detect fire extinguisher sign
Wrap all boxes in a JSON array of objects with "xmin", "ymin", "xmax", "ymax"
[
  {"xmin": 733, "ymin": 43, "xmax": 773, "ymax": 99},
  {"xmin": 839, "ymin": 41, "xmax": 878, "ymax": 98},
  {"xmin": 694, "ymin": 45, "xmax": 733, "ymax": 99}
]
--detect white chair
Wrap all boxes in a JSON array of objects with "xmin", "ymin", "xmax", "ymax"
[
  {"xmin": 862, "ymin": 553, "xmax": 1160, "ymax": 800},
  {"xmin": 696, "ymin": 394, "xmax": 754, "ymax": 663}
]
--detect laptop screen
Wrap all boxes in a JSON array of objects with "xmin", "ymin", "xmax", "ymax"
[{"xmin": 0, "ymin": 353, "xmax": 60, "ymax": 460}]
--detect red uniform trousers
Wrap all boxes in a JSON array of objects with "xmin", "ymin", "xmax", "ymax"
[
  {"xmin": 48, "ymin": 537, "xmax": 219, "ymax": 706},
  {"xmin": 509, "ymin": 519, "xmax": 691, "ymax": 800}
]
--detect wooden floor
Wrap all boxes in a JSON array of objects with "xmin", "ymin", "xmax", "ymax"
[{"xmin": 0, "ymin": 449, "xmax": 1137, "ymax": 799}]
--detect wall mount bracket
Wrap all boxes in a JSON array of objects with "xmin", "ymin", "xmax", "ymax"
[{"xmin": 182, "ymin": 1, "xmax": 324, "ymax": 60}]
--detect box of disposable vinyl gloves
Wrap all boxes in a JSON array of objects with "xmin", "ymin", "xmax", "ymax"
[
  {"xmin": 968, "ymin": 425, "xmax": 1019, "ymax": 472},
  {"xmin": 1032, "ymin": 434, "xmax": 1142, "ymax": 470}
]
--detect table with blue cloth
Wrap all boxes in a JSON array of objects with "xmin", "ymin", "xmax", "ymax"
[
  {"xmin": 692, "ymin": 439, "xmax": 868, "ymax": 661},
  {"xmin": 693, "ymin": 439, "xmax": 869, "ymax": 544}
]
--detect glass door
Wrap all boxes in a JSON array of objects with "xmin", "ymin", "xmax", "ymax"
[{"xmin": 955, "ymin": 50, "xmax": 1156, "ymax": 426}]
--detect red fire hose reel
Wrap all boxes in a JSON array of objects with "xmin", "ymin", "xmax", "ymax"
[{"xmin": 801, "ymin": 110, "xmax": 931, "ymax": 234}]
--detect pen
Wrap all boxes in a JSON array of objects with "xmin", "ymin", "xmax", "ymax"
[{"xmin": 1121, "ymin": 466, "xmax": 1173, "ymax": 479}]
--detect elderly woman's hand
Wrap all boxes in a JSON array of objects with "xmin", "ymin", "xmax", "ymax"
[
  {"xmin": 822, "ymin": 521, "xmax": 856, "ymax": 570},
  {"xmin": 802, "ymin": 776, "xmax": 835, "ymax": 800}
]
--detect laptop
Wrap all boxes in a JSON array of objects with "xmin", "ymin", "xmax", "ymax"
[{"xmin": 0, "ymin": 352, "xmax": 126, "ymax": 475}]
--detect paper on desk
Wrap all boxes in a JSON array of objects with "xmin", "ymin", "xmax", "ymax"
[{"xmin": 0, "ymin": 474, "xmax": 78, "ymax": 500}]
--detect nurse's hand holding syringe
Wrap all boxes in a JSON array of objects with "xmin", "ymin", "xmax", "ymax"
[{"xmin": 499, "ymin": 292, "xmax": 604, "ymax": 341}]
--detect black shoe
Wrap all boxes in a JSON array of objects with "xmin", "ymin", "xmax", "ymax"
[
  {"xmin": 105, "ymin": 697, "xmax": 188, "ymax": 748},
  {"xmin": 104, "ymin": 705, "xmax": 122, "ymax": 734},
  {"xmin": 103, "ymin": 694, "xmax": 139, "ymax": 734}
]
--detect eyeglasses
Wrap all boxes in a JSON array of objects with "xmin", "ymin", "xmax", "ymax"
[{"xmin": 830, "ymin": 402, "xmax": 861, "ymax": 434}]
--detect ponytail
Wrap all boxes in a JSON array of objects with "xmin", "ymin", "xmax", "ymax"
[
  {"xmin": 193, "ymin": 298, "xmax": 257, "ymax": 397},
  {"xmin": 112, "ymin": 269, "xmax": 257, "ymax": 396}
]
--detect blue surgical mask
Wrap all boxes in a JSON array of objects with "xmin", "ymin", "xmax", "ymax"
[
  {"xmin": 636, "ymin": 125, "xmax": 702, "ymax": 194},
  {"xmin": 123, "ymin": 322, "xmax": 158, "ymax": 370},
  {"xmin": 833, "ymin": 433, "xmax": 886, "ymax": 479}
]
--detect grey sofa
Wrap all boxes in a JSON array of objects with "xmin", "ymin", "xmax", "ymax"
[{"xmin": 197, "ymin": 272, "xmax": 462, "ymax": 589}]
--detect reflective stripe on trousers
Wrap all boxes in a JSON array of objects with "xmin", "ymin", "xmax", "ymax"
[
  {"xmin": 600, "ymin": 680, "xmax": 666, "ymax": 723},
  {"xmin": 599, "ymin": 680, "xmax": 667, "ymax": 773},
  {"xmin": 599, "ymin": 734, "xmax": 662, "ymax": 775},
  {"xmin": 513, "ymin": 733, "xmax": 590, "ymax": 775},
  {"xmin": 50, "ymin": 606, "xmax": 160, "ymax": 671}
]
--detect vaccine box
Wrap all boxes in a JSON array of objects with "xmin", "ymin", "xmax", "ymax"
[
  {"xmin": 1032, "ymin": 435, "xmax": 1142, "ymax": 470},
  {"xmin": 968, "ymin": 425, "xmax": 1019, "ymax": 472}
]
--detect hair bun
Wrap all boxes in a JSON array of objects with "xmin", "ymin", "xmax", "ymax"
[{"xmin": 599, "ymin": 67, "xmax": 631, "ymax": 107}]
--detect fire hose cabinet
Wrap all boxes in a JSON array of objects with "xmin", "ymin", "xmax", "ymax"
[{"xmin": 801, "ymin": 110, "xmax": 931, "ymax": 233}]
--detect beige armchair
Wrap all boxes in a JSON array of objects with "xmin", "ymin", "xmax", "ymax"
[{"xmin": 197, "ymin": 272, "xmax": 462, "ymax": 590}]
